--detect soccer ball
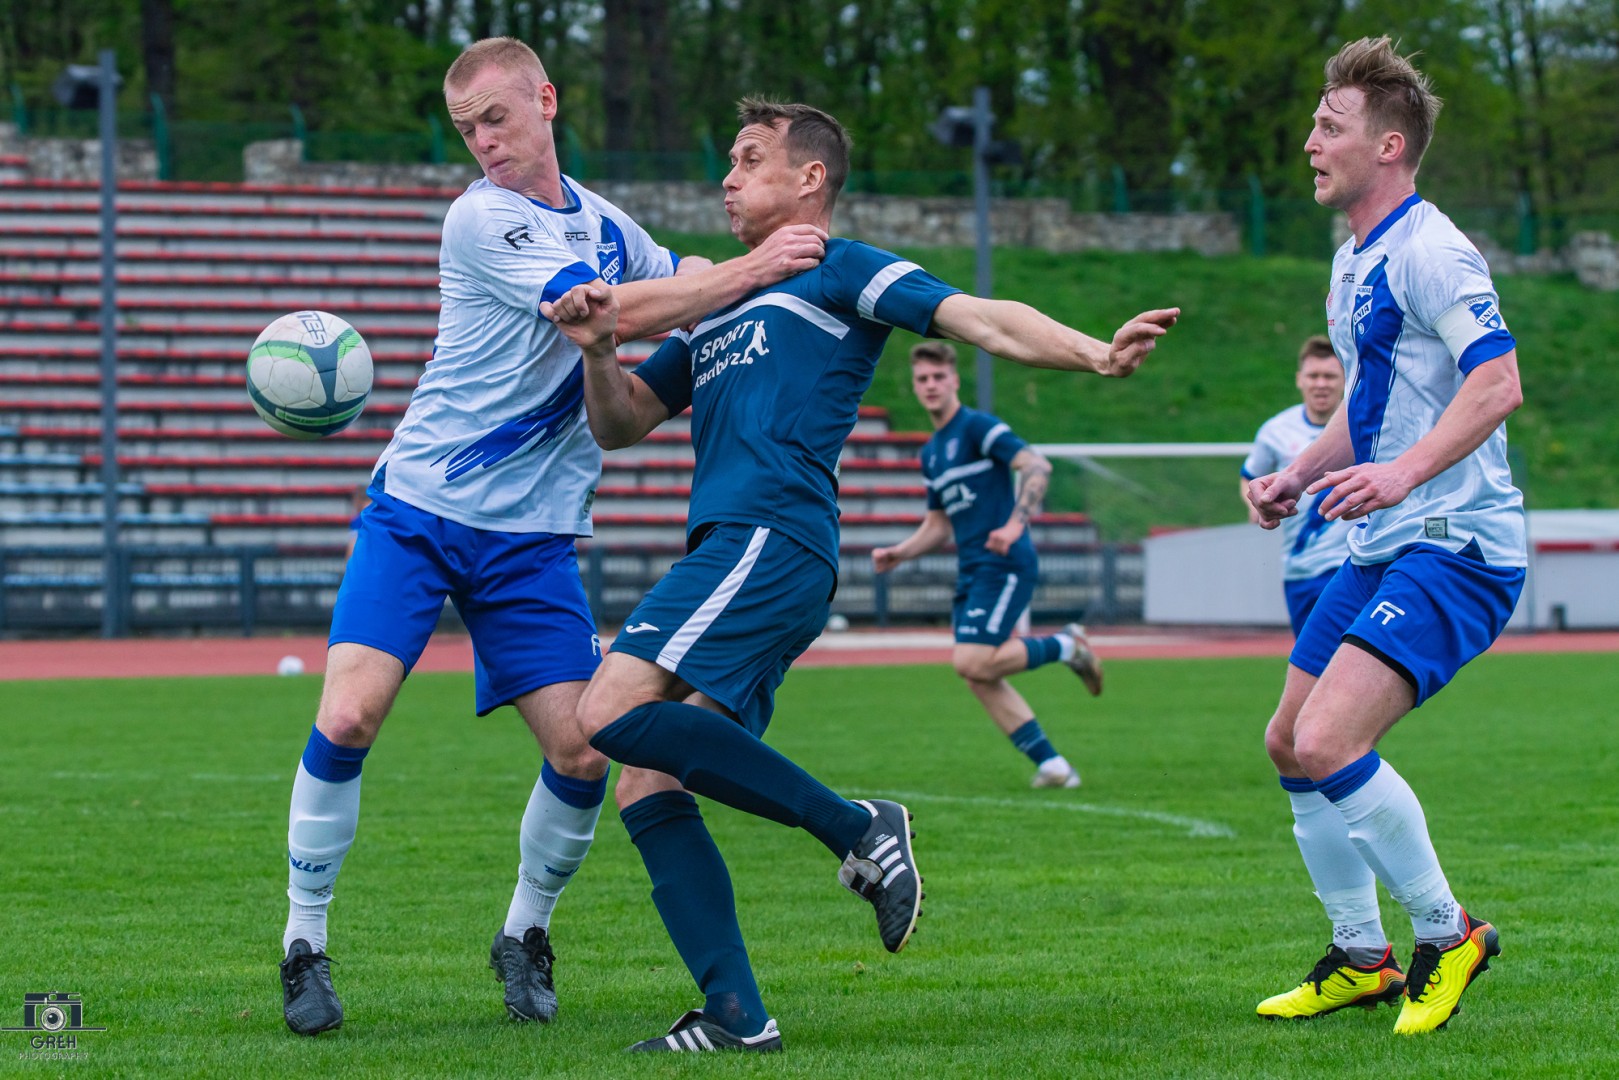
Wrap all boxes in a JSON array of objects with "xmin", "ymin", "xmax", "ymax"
[{"xmin": 247, "ymin": 310, "xmax": 373, "ymax": 439}]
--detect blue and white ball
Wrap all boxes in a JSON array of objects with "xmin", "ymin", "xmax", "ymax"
[{"xmin": 247, "ymin": 310, "xmax": 373, "ymax": 439}]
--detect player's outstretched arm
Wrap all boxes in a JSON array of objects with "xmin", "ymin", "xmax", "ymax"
[
  {"xmin": 929, "ymin": 294, "xmax": 1180, "ymax": 376},
  {"xmin": 610, "ymin": 224, "xmax": 827, "ymax": 343},
  {"xmin": 542, "ymin": 282, "xmax": 670, "ymax": 449},
  {"xmin": 1311, "ymin": 348, "xmax": 1522, "ymax": 522},
  {"xmin": 872, "ymin": 510, "xmax": 953, "ymax": 574}
]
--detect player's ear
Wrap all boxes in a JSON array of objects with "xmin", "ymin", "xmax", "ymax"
[
  {"xmin": 800, "ymin": 160, "xmax": 826, "ymax": 201},
  {"xmin": 1379, "ymin": 129, "xmax": 1406, "ymax": 167}
]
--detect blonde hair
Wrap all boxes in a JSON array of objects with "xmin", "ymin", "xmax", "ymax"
[
  {"xmin": 1323, "ymin": 36, "xmax": 1443, "ymax": 170},
  {"xmin": 445, "ymin": 37, "xmax": 548, "ymax": 94}
]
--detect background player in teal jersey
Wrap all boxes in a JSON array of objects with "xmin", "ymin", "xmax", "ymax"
[
  {"xmin": 545, "ymin": 98, "xmax": 1176, "ymax": 1053},
  {"xmin": 1240, "ymin": 335, "xmax": 1350, "ymax": 635},
  {"xmin": 872, "ymin": 341, "xmax": 1103, "ymax": 789},
  {"xmin": 276, "ymin": 39, "xmax": 825, "ymax": 1038}
]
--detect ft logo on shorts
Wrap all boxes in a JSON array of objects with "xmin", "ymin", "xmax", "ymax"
[{"xmin": 1371, "ymin": 601, "xmax": 1406, "ymax": 625}]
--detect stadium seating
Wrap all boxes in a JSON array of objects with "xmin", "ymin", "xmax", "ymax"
[{"xmin": 0, "ymin": 178, "xmax": 1117, "ymax": 632}]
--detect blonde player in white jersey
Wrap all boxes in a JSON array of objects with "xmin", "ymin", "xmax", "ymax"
[
  {"xmin": 276, "ymin": 38, "xmax": 825, "ymax": 1036},
  {"xmin": 1241, "ymin": 335, "xmax": 1350, "ymax": 635},
  {"xmin": 1247, "ymin": 37, "xmax": 1525, "ymax": 1035}
]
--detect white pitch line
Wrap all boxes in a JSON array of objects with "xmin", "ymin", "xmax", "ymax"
[{"xmin": 880, "ymin": 789, "xmax": 1236, "ymax": 839}]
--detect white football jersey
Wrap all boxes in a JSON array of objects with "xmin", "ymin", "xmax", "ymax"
[
  {"xmin": 1243, "ymin": 404, "xmax": 1351, "ymax": 580},
  {"xmin": 1325, "ymin": 194, "xmax": 1525, "ymax": 567},
  {"xmin": 375, "ymin": 176, "xmax": 675, "ymax": 533}
]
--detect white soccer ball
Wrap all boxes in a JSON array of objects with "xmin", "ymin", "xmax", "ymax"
[
  {"xmin": 276, "ymin": 655, "xmax": 306, "ymax": 676},
  {"xmin": 247, "ymin": 310, "xmax": 373, "ymax": 439},
  {"xmin": 826, "ymin": 613, "xmax": 850, "ymax": 633}
]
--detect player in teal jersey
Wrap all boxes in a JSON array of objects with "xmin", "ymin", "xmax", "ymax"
[
  {"xmin": 546, "ymin": 98, "xmax": 1177, "ymax": 1052},
  {"xmin": 873, "ymin": 341, "xmax": 1102, "ymax": 789}
]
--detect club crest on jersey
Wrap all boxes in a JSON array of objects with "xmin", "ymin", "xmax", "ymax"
[
  {"xmin": 1352, "ymin": 285, "xmax": 1374, "ymax": 338},
  {"xmin": 596, "ymin": 241, "xmax": 623, "ymax": 284},
  {"xmin": 945, "ymin": 437, "xmax": 960, "ymax": 461},
  {"xmin": 1466, "ymin": 295, "xmax": 1503, "ymax": 329}
]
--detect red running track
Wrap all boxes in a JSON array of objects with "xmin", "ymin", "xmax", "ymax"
[{"xmin": 0, "ymin": 627, "xmax": 1613, "ymax": 681}]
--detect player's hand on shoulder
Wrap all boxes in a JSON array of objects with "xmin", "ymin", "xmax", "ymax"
[
  {"xmin": 1101, "ymin": 307, "xmax": 1180, "ymax": 377},
  {"xmin": 747, "ymin": 224, "xmax": 828, "ymax": 286},
  {"xmin": 542, "ymin": 281, "xmax": 618, "ymax": 349}
]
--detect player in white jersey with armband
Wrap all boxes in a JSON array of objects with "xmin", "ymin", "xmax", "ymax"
[
  {"xmin": 275, "ymin": 37, "xmax": 824, "ymax": 1037},
  {"xmin": 1247, "ymin": 36, "xmax": 1525, "ymax": 1036}
]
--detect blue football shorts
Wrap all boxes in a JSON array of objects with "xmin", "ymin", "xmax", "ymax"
[
  {"xmin": 330, "ymin": 484, "xmax": 601, "ymax": 715},
  {"xmin": 609, "ymin": 523, "xmax": 834, "ymax": 737},
  {"xmin": 1290, "ymin": 541, "xmax": 1525, "ymax": 707},
  {"xmin": 1283, "ymin": 566, "xmax": 1342, "ymax": 638},
  {"xmin": 952, "ymin": 562, "xmax": 1038, "ymax": 646}
]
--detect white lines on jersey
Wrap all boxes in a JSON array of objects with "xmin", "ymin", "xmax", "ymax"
[
  {"xmin": 693, "ymin": 293, "xmax": 850, "ymax": 341},
  {"xmin": 979, "ymin": 422, "xmax": 1011, "ymax": 456},
  {"xmin": 924, "ymin": 458, "xmax": 994, "ymax": 490},
  {"xmin": 881, "ymin": 789, "xmax": 1236, "ymax": 839},
  {"xmin": 857, "ymin": 260, "xmax": 922, "ymax": 320}
]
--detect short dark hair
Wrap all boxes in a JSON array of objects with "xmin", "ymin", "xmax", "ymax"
[
  {"xmin": 736, "ymin": 97, "xmax": 851, "ymax": 210},
  {"xmin": 910, "ymin": 341, "xmax": 958, "ymax": 367},
  {"xmin": 1323, "ymin": 36, "xmax": 1443, "ymax": 171},
  {"xmin": 1297, "ymin": 334, "xmax": 1337, "ymax": 367}
]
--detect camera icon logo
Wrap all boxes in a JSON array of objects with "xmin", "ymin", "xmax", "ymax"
[{"xmin": 4, "ymin": 991, "xmax": 105, "ymax": 1034}]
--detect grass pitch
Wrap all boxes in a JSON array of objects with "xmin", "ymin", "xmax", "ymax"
[{"xmin": 4, "ymin": 650, "xmax": 1616, "ymax": 1077}]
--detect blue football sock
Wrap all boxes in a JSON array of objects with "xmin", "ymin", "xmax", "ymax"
[
  {"xmin": 621, "ymin": 791, "xmax": 767, "ymax": 1038},
  {"xmin": 1021, "ymin": 636, "xmax": 1064, "ymax": 669},
  {"xmin": 1009, "ymin": 718, "xmax": 1059, "ymax": 765},
  {"xmin": 592, "ymin": 701, "xmax": 870, "ymax": 856}
]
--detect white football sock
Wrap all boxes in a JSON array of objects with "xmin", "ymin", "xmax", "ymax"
[
  {"xmin": 1331, "ymin": 759, "xmax": 1466, "ymax": 946},
  {"xmin": 284, "ymin": 762, "xmax": 361, "ymax": 954},
  {"xmin": 1055, "ymin": 634, "xmax": 1076, "ymax": 662},
  {"xmin": 503, "ymin": 774, "xmax": 602, "ymax": 939},
  {"xmin": 1287, "ymin": 789, "xmax": 1387, "ymax": 963}
]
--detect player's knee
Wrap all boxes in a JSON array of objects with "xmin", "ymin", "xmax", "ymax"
[
  {"xmin": 314, "ymin": 701, "xmax": 382, "ymax": 749},
  {"xmin": 576, "ymin": 677, "xmax": 633, "ymax": 739},
  {"xmin": 1263, "ymin": 715, "xmax": 1301, "ymax": 773},
  {"xmin": 1289, "ymin": 711, "xmax": 1358, "ymax": 780},
  {"xmin": 545, "ymin": 740, "xmax": 610, "ymax": 781},
  {"xmin": 952, "ymin": 653, "xmax": 993, "ymax": 682}
]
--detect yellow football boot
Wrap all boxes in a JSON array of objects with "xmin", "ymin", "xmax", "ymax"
[
  {"xmin": 1257, "ymin": 944, "xmax": 1406, "ymax": 1019},
  {"xmin": 1394, "ymin": 912, "xmax": 1499, "ymax": 1035}
]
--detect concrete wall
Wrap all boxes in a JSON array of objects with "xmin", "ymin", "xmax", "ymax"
[{"xmin": 1144, "ymin": 510, "xmax": 1619, "ymax": 631}]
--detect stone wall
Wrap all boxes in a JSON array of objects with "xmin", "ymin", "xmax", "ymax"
[
  {"xmin": 1570, "ymin": 231, "xmax": 1619, "ymax": 291},
  {"xmin": 239, "ymin": 143, "xmax": 1242, "ymax": 256},
  {"xmin": 0, "ymin": 123, "xmax": 158, "ymax": 181}
]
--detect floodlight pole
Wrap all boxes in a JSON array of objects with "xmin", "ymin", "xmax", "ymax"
[
  {"xmin": 96, "ymin": 49, "xmax": 123, "ymax": 637},
  {"xmin": 971, "ymin": 87, "xmax": 993, "ymax": 414}
]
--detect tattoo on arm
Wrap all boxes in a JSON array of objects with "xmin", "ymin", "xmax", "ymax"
[{"xmin": 1013, "ymin": 457, "xmax": 1052, "ymax": 525}]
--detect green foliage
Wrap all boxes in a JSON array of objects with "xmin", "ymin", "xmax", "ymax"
[
  {"xmin": 5, "ymin": 0, "xmax": 1615, "ymax": 212},
  {"xmin": 3, "ymin": 652, "xmax": 1616, "ymax": 1075}
]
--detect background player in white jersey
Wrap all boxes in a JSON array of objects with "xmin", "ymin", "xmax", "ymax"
[
  {"xmin": 872, "ymin": 341, "xmax": 1104, "ymax": 789},
  {"xmin": 545, "ymin": 98, "xmax": 1176, "ymax": 1052},
  {"xmin": 1247, "ymin": 37, "xmax": 1526, "ymax": 1035},
  {"xmin": 277, "ymin": 39, "xmax": 824, "ymax": 1036},
  {"xmin": 1240, "ymin": 335, "xmax": 1350, "ymax": 635}
]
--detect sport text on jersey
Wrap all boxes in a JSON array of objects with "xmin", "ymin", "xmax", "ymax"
[{"xmin": 693, "ymin": 320, "xmax": 771, "ymax": 390}]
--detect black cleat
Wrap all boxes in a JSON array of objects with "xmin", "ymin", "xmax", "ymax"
[
  {"xmin": 489, "ymin": 925, "xmax": 558, "ymax": 1022},
  {"xmin": 838, "ymin": 799, "xmax": 922, "ymax": 953},
  {"xmin": 628, "ymin": 1009, "xmax": 782, "ymax": 1052},
  {"xmin": 280, "ymin": 939, "xmax": 343, "ymax": 1036}
]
